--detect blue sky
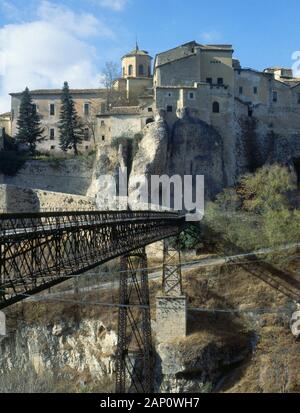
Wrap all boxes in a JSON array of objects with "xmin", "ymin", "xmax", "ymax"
[{"xmin": 0, "ymin": 0, "xmax": 300, "ymax": 111}]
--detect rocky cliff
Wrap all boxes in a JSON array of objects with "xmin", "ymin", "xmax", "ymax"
[
  {"xmin": 168, "ymin": 108, "xmax": 226, "ymax": 199},
  {"xmin": 0, "ymin": 313, "xmax": 117, "ymax": 393},
  {"xmin": 1, "ymin": 260, "xmax": 299, "ymax": 393}
]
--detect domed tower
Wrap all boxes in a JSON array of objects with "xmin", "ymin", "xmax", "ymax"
[{"xmin": 122, "ymin": 43, "xmax": 152, "ymax": 78}]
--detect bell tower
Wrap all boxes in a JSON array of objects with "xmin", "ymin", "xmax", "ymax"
[{"xmin": 121, "ymin": 43, "xmax": 152, "ymax": 78}]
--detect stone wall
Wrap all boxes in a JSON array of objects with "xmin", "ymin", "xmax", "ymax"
[
  {"xmin": 0, "ymin": 156, "xmax": 94, "ymax": 196},
  {"xmin": 0, "ymin": 184, "xmax": 96, "ymax": 213},
  {"xmin": 156, "ymin": 296, "xmax": 187, "ymax": 343}
]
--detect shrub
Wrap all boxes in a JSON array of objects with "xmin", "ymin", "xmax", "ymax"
[
  {"xmin": 0, "ymin": 150, "xmax": 26, "ymax": 176},
  {"xmin": 203, "ymin": 164, "xmax": 299, "ymax": 253}
]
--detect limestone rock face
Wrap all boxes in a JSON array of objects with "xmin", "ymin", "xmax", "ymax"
[
  {"xmin": 155, "ymin": 338, "xmax": 251, "ymax": 393},
  {"xmin": 0, "ymin": 319, "xmax": 117, "ymax": 393},
  {"xmin": 128, "ymin": 110, "xmax": 226, "ymax": 208},
  {"xmin": 168, "ymin": 109, "xmax": 226, "ymax": 199},
  {"xmin": 128, "ymin": 117, "xmax": 169, "ymax": 209},
  {"xmin": 87, "ymin": 145, "xmax": 127, "ymax": 210},
  {"xmin": 235, "ymin": 116, "xmax": 294, "ymax": 176}
]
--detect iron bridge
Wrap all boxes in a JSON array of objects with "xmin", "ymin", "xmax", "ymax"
[{"xmin": 0, "ymin": 210, "xmax": 186, "ymax": 310}]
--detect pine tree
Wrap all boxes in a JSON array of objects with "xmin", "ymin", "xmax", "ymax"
[
  {"xmin": 58, "ymin": 82, "xmax": 83, "ymax": 155},
  {"xmin": 15, "ymin": 87, "xmax": 44, "ymax": 154}
]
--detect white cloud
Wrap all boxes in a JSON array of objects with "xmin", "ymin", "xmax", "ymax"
[
  {"xmin": 201, "ymin": 31, "xmax": 220, "ymax": 43},
  {"xmin": 97, "ymin": 0, "xmax": 129, "ymax": 11},
  {"xmin": 0, "ymin": 1, "xmax": 114, "ymax": 112},
  {"xmin": 37, "ymin": 1, "xmax": 114, "ymax": 38}
]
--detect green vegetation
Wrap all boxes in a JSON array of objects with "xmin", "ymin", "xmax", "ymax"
[
  {"xmin": 204, "ymin": 164, "xmax": 300, "ymax": 253},
  {"xmin": 59, "ymin": 82, "xmax": 84, "ymax": 155},
  {"xmin": 177, "ymin": 164, "xmax": 299, "ymax": 254},
  {"xmin": 15, "ymin": 87, "xmax": 45, "ymax": 154},
  {"xmin": 172, "ymin": 224, "xmax": 203, "ymax": 252},
  {"xmin": 0, "ymin": 150, "xmax": 26, "ymax": 176}
]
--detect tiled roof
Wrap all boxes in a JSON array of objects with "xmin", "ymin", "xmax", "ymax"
[
  {"xmin": 122, "ymin": 45, "xmax": 152, "ymax": 59},
  {"xmin": 0, "ymin": 112, "xmax": 11, "ymax": 118},
  {"xmin": 99, "ymin": 106, "xmax": 141, "ymax": 116},
  {"xmin": 10, "ymin": 88, "xmax": 106, "ymax": 96}
]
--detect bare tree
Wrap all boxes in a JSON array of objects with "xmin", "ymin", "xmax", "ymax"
[
  {"xmin": 83, "ymin": 101, "xmax": 101, "ymax": 144},
  {"xmin": 102, "ymin": 61, "xmax": 127, "ymax": 109}
]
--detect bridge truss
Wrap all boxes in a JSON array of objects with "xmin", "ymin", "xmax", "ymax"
[{"xmin": 0, "ymin": 211, "xmax": 185, "ymax": 310}]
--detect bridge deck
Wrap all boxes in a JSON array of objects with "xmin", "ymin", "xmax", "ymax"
[{"xmin": 0, "ymin": 210, "xmax": 186, "ymax": 309}]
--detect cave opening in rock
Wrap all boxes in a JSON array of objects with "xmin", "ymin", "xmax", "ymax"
[{"xmin": 293, "ymin": 158, "xmax": 300, "ymax": 186}]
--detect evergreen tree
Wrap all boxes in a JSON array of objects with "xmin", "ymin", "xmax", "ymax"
[
  {"xmin": 15, "ymin": 87, "xmax": 44, "ymax": 154},
  {"xmin": 58, "ymin": 82, "xmax": 83, "ymax": 155}
]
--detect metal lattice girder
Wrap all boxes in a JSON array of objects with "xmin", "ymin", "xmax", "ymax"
[
  {"xmin": 162, "ymin": 238, "xmax": 183, "ymax": 296},
  {"xmin": 116, "ymin": 248, "xmax": 154, "ymax": 394},
  {"xmin": 0, "ymin": 211, "xmax": 185, "ymax": 309}
]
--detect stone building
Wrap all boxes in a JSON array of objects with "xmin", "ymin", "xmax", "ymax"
[
  {"xmin": 95, "ymin": 41, "xmax": 300, "ymax": 186},
  {"xmin": 10, "ymin": 89, "xmax": 107, "ymax": 154},
  {"xmin": 113, "ymin": 43, "xmax": 153, "ymax": 105},
  {"xmin": 3, "ymin": 40, "xmax": 300, "ymax": 180},
  {"xmin": 0, "ymin": 112, "xmax": 12, "ymax": 137}
]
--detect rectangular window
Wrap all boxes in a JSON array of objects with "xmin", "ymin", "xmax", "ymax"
[
  {"xmin": 273, "ymin": 91, "xmax": 278, "ymax": 103},
  {"xmin": 84, "ymin": 103, "xmax": 89, "ymax": 116},
  {"xmin": 102, "ymin": 135, "xmax": 105, "ymax": 141},
  {"xmin": 167, "ymin": 105, "xmax": 173, "ymax": 112},
  {"xmin": 101, "ymin": 120, "xmax": 105, "ymax": 126},
  {"xmin": 50, "ymin": 145, "xmax": 55, "ymax": 150},
  {"xmin": 188, "ymin": 92, "xmax": 195, "ymax": 100},
  {"xmin": 239, "ymin": 86, "xmax": 243, "ymax": 95},
  {"xmin": 297, "ymin": 93, "xmax": 300, "ymax": 104},
  {"xmin": 217, "ymin": 78, "xmax": 224, "ymax": 85},
  {"xmin": 206, "ymin": 78, "xmax": 212, "ymax": 84},
  {"xmin": 148, "ymin": 107, "xmax": 153, "ymax": 112},
  {"xmin": 253, "ymin": 87, "xmax": 258, "ymax": 95},
  {"xmin": 50, "ymin": 129, "xmax": 55, "ymax": 140},
  {"xmin": 84, "ymin": 128, "xmax": 90, "ymax": 141},
  {"xmin": 50, "ymin": 103, "xmax": 55, "ymax": 116}
]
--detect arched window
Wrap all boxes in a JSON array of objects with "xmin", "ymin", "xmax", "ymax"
[
  {"xmin": 128, "ymin": 65, "xmax": 133, "ymax": 76},
  {"xmin": 138, "ymin": 64, "xmax": 144, "ymax": 76},
  {"xmin": 212, "ymin": 101, "xmax": 220, "ymax": 113},
  {"xmin": 146, "ymin": 118, "xmax": 154, "ymax": 125}
]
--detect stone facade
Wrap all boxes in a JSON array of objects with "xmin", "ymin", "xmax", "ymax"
[
  {"xmin": 10, "ymin": 89, "xmax": 107, "ymax": 154},
  {"xmin": 3, "ymin": 41, "xmax": 300, "ymax": 184},
  {"xmin": 0, "ymin": 112, "xmax": 12, "ymax": 137},
  {"xmin": 101, "ymin": 41, "xmax": 300, "ymax": 182}
]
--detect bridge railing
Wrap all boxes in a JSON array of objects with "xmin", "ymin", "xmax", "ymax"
[
  {"xmin": 0, "ymin": 210, "xmax": 186, "ymax": 309},
  {"xmin": 0, "ymin": 210, "xmax": 183, "ymax": 239}
]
